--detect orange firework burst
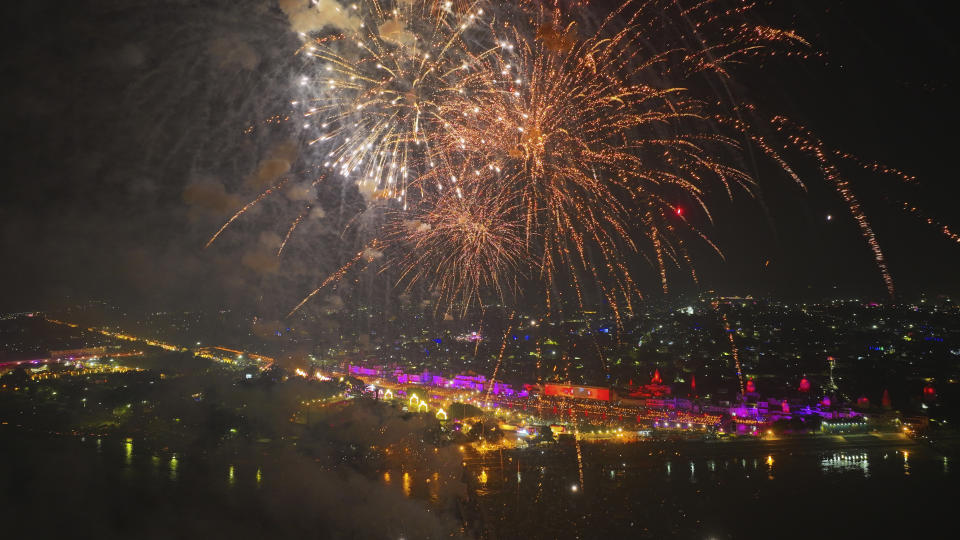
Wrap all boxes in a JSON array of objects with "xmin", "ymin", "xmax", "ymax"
[
  {"xmin": 388, "ymin": 174, "xmax": 526, "ymax": 313},
  {"xmin": 203, "ymin": 0, "xmax": 937, "ymax": 317},
  {"xmin": 424, "ymin": 0, "xmax": 797, "ymax": 317}
]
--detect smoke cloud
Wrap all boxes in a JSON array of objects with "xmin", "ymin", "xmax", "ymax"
[
  {"xmin": 277, "ymin": 0, "xmax": 362, "ymax": 36},
  {"xmin": 378, "ymin": 19, "xmax": 418, "ymax": 48}
]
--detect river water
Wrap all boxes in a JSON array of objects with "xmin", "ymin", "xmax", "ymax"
[
  {"xmin": 1, "ymin": 432, "xmax": 953, "ymax": 538},
  {"xmin": 459, "ymin": 435, "xmax": 954, "ymax": 539}
]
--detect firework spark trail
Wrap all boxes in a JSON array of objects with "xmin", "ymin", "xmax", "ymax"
[
  {"xmin": 534, "ymin": 338, "xmax": 544, "ymax": 386},
  {"xmin": 486, "ymin": 311, "xmax": 516, "ymax": 397},
  {"xmin": 901, "ymin": 202, "xmax": 960, "ymax": 244},
  {"xmin": 277, "ymin": 207, "xmax": 308, "ymax": 257},
  {"xmin": 775, "ymin": 117, "xmax": 895, "ymax": 296},
  {"xmin": 286, "ymin": 243, "xmax": 377, "ymax": 317},
  {"xmin": 205, "ymin": 179, "xmax": 289, "ymax": 249},
  {"xmin": 473, "ymin": 307, "xmax": 487, "ymax": 359},
  {"xmin": 834, "ymin": 151, "xmax": 918, "ymax": 184},
  {"xmin": 715, "ymin": 305, "xmax": 745, "ymax": 397},
  {"xmin": 715, "ymin": 110, "xmax": 805, "ymax": 190}
]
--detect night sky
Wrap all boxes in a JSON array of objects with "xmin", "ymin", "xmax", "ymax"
[{"xmin": 2, "ymin": 0, "xmax": 958, "ymax": 314}]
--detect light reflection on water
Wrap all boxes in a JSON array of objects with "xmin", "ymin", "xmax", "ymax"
[
  {"xmin": 820, "ymin": 451, "xmax": 870, "ymax": 477},
  {"xmin": 379, "ymin": 468, "xmax": 453, "ymax": 501},
  {"xmin": 53, "ymin": 436, "xmax": 953, "ymax": 539},
  {"xmin": 123, "ymin": 438, "xmax": 133, "ymax": 466},
  {"xmin": 458, "ymin": 442, "xmax": 953, "ymax": 538},
  {"xmin": 85, "ymin": 438, "xmax": 288, "ymax": 490},
  {"xmin": 402, "ymin": 471, "xmax": 412, "ymax": 497},
  {"xmin": 428, "ymin": 471, "xmax": 440, "ymax": 504}
]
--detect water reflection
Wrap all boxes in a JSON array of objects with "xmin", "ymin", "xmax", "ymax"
[
  {"xmin": 402, "ymin": 471, "xmax": 412, "ymax": 497},
  {"xmin": 820, "ymin": 452, "xmax": 869, "ymax": 477},
  {"xmin": 9, "ymin": 434, "xmax": 955, "ymax": 540},
  {"xmin": 123, "ymin": 438, "xmax": 133, "ymax": 466},
  {"xmin": 429, "ymin": 472, "xmax": 440, "ymax": 504}
]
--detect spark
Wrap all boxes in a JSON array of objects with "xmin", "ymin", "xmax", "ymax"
[
  {"xmin": 277, "ymin": 208, "xmax": 308, "ymax": 257},
  {"xmin": 717, "ymin": 308, "xmax": 745, "ymax": 397},
  {"xmin": 486, "ymin": 311, "xmax": 516, "ymax": 396},
  {"xmin": 205, "ymin": 180, "xmax": 289, "ymax": 249},
  {"xmin": 286, "ymin": 241, "xmax": 381, "ymax": 317},
  {"xmin": 210, "ymin": 1, "xmax": 929, "ymax": 320},
  {"xmin": 901, "ymin": 202, "xmax": 960, "ymax": 244}
]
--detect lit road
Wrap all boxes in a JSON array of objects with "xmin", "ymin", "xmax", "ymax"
[{"xmin": 46, "ymin": 318, "xmax": 274, "ymax": 369}]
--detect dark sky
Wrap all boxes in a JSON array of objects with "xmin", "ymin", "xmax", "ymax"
[{"xmin": 1, "ymin": 0, "xmax": 958, "ymax": 314}]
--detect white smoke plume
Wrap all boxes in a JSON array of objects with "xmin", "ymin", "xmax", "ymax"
[{"xmin": 277, "ymin": 0, "xmax": 362, "ymax": 37}]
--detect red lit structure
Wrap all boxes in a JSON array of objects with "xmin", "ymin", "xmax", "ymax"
[
  {"xmin": 626, "ymin": 370, "xmax": 671, "ymax": 398},
  {"xmin": 543, "ymin": 384, "xmax": 610, "ymax": 401}
]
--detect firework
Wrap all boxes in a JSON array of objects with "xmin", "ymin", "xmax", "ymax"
[
  {"xmin": 388, "ymin": 173, "xmax": 526, "ymax": 311},
  {"xmin": 901, "ymin": 202, "xmax": 960, "ymax": 245},
  {"xmin": 485, "ymin": 311, "xmax": 516, "ymax": 396},
  {"xmin": 286, "ymin": 242, "xmax": 380, "ymax": 317},
  {"xmin": 205, "ymin": 179, "xmax": 289, "ymax": 249},
  {"xmin": 297, "ymin": 0, "xmax": 495, "ymax": 207},
  {"xmin": 276, "ymin": 207, "xmax": 308, "ymax": 257},
  {"xmin": 425, "ymin": 0, "xmax": 799, "ymax": 316},
  {"xmin": 717, "ymin": 307, "xmax": 745, "ymax": 397},
  {"xmin": 773, "ymin": 116, "xmax": 894, "ymax": 296},
  {"xmin": 207, "ymin": 0, "xmax": 926, "ymax": 317}
]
